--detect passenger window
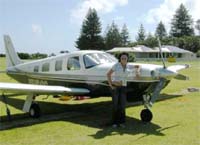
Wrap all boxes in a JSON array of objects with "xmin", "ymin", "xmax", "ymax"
[
  {"xmin": 42, "ymin": 63, "xmax": 50, "ymax": 72},
  {"xmin": 33, "ymin": 66, "xmax": 39, "ymax": 72},
  {"xmin": 55, "ymin": 60, "xmax": 63, "ymax": 71},
  {"xmin": 67, "ymin": 57, "xmax": 80, "ymax": 70}
]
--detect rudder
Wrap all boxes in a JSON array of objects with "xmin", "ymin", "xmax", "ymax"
[{"xmin": 4, "ymin": 35, "xmax": 22, "ymax": 67}]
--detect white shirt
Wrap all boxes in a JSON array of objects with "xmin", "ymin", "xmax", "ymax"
[{"xmin": 111, "ymin": 62, "xmax": 130, "ymax": 86}]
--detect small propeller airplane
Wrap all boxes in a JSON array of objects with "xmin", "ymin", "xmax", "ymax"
[{"xmin": 0, "ymin": 35, "xmax": 189, "ymax": 122}]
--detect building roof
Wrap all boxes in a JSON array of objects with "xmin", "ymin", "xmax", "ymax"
[
  {"xmin": 154, "ymin": 45, "xmax": 193, "ymax": 53},
  {"xmin": 106, "ymin": 47, "xmax": 133, "ymax": 52},
  {"xmin": 107, "ymin": 45, "xmax": 193, "ymax": 54},
  {"xmin": 132, "ymin": 45, "xmax": 155, "ymax": 52},
  {"xmin": 106, "ymin": 45, "xmax": 154, "ymax": 53}
]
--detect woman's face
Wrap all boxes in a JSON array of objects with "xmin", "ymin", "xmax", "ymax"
[{"xmin": 120, "ymin": 54, "xmax": 128, "ymax": 65}]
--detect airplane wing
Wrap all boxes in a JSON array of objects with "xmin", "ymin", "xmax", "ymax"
[
  {"xmin": 167, "ymin": 64, "xmax": 190, "ymax": 80},
  {"xmin": 167, "ymin": 64, "xmax": 190, "ymax": 72},
  {"xmin": 0, "ymin": 82, "xmax": 90, "ymax": 95}
]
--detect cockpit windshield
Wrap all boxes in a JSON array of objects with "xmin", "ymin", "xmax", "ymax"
[{"xmin": 83, "ymin": 53, "xmax": 117, "ymax": 69}]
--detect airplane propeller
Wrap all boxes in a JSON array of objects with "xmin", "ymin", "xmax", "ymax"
[
  {"xmin": 157, "ymin": 37, "xmax": 190, "ymax": 81},
  {"xmin": 157, "ymin": 37, "xmax": 166, "ymax": 69},
  {"xmin": 175, "ymin": 74, "xmax": 189, "ymax": 80}
]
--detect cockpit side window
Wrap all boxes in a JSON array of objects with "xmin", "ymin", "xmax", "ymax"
[
  {"xmin": 42, "ymin": 63, "xmax": 50, "ymax": 72},
  {"xmin": 33, "ymin": 65, "xmax": 39, "ymax": 72},
  {"xmin": 55, "ymin": 60, "xmax": 63, "ymax": 71},
  {"xmin": 67, "ymin": 56, "xmax": 80, "ymax": 70}
]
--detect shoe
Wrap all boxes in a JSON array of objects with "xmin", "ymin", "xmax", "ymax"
[
  {"xmin": 119, "ymin": 123, "xmax": 125, "ymax": 128},
  {"xmin": 112, "ymin": 124, "xmax": 118, "ymax": 128}
]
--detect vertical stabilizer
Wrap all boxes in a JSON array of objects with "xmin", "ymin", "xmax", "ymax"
[{"xmin": 4, "ymin": 35, "xmax": 22, "ymax": 67}]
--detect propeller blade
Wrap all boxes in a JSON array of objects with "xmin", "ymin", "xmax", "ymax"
[{"xmin": 157, "ymin": 37, "xmax": 166, "ymax": 69}]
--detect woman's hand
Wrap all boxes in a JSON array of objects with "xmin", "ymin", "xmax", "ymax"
[
  {"xmin": 109, "ymin": 84, "xmax": 115, "ymax": 90},
  {"xmin": 112, "ymin": 81, "xmax": 122, "ymax": 86}
]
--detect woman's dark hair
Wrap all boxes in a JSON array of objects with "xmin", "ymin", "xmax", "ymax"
[{"xmin": 118, "ymin": 52, "xmax": 129, "ymax": 62}]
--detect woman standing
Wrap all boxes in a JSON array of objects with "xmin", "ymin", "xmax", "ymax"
[{"xmin": 107, "ymin": 52, "xmax": 129, "ymax": 128}]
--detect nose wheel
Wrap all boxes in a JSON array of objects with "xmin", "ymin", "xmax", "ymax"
[{"xmin": 140, "ymin": 109, "xmax": 153, "ymax": 122}]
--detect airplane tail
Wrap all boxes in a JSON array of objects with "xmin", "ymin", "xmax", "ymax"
[{"xmin": 3, "ymin": 35, "xmax": 23, "ymax": 67}]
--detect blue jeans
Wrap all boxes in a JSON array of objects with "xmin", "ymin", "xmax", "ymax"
[{"xmin": 111, "ymin": 86, "xmax": 127, "ymax": 124}]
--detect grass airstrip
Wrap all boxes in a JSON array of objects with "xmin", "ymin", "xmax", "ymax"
[{"xmin": 0, "ymin": 57, "xmax": 199, "ymax": 145}]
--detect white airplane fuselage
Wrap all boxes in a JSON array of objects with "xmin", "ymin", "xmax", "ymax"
[{"xmin": 6, "ymin": 50, "xmax": 176, "ymax": 101}]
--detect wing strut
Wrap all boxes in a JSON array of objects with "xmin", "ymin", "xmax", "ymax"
[{"xmin": 1, "ymin": 94, "xmax": 11, "ymax": 121}]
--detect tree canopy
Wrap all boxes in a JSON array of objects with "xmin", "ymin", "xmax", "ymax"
[
  {"xmin": 104, "ymin": 22, "xmax": 121, "ymax": 50},
  {"xmin": 75, "ymin": 6, "xmax": 199, "ymax": 54},
  {"xmin": 155, "ymin": 21, "xmax": 167, "ymax": 40},
  {"xmin": 120, "ymin": 24, "xmax": 130, "ymax": 46},
  {"xmin": 136, "ymin": 24, "xmax": 146, "ymax": 42},
  {"xmin": 195, "ymin": 19, "xmax": 200, "ymax": 35},
  {"xmin": 170, "ymin": 4, "xmax": 194, "ymax": 37},
  {"xmin": 76, "ymin": 8, "xmax": 104, "ymax": 50}
]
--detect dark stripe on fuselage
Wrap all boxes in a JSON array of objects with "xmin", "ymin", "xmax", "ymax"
[{"xmin": 7, "ymin": 71, "xmax": 169, "ymax": 101}]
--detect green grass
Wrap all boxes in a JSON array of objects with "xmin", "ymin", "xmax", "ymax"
[{"xmin": 0, "ymin": 57, "xmax": 200, "ymax": 145}]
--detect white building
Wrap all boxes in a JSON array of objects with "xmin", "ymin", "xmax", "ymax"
[{"xmin": 107, "ymin": 45, "xmax": 195, "ymax": 61}]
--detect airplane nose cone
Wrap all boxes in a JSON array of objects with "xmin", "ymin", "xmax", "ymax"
[{"xmin": 159, "ymin": 68, "xmax": 176, "ymax": 79}]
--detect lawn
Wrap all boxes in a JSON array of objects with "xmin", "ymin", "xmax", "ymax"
[{"xmin": 0, "ymin": 57, "xmax": 200, "ymax": 145}]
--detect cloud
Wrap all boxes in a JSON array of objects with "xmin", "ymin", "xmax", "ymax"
[
  {"xmin": 32, "ymin": 24, "xmax": 43, "ymax": 34},
  {"xmin": 144, "ymin": 0, "xmax": 200, "ymax": 31},
  {"xmin": 114, "ymin": 16, "xmax": 124, "ymax": 21},
  {"xmin": 70, "ymin": 0, "xmax": 128, "ymax": 24}
]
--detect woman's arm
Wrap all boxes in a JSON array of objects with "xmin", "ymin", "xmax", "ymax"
[{"xmin": 107, "ymin": 69, "xmax": 114, "ymax": 89}]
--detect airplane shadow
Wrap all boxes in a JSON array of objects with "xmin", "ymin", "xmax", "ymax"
[{"xmin": 0, "ymin": 93, "xmax": 181, "ymax": 138}]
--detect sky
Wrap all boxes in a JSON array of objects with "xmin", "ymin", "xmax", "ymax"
[{"xmin": 0, "ymin": 0, "xmax": 199, "ymax": 54}]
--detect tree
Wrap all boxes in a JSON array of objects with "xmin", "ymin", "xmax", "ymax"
[
  {"xmin": 76, "ymin": 8, "xmax": 104, "ymax": 50},
  {"xmin": 170, "ymin": 4, "xmax": 194, "ymax": 37},
  {"xmin": 144, "ymin": 32, "xmax": 158, "ymax": 48},
  {"xmin": 60, "ymin": 50, "xmax": 69, "ymax": 53},
  {"xmin": 179, "ymin": 36, "xmax": 200, "ymax": 53},
  {"xmin": 18, "ymin": 52, "xmax": 30, "ymax": 59},
  {"xmin": 31, "ymin": 53, "xmax": 47, "ymax": 59},
  {"xmin": 195, "ymin": 19, "xmax": 200, "ymax": 35},
  {"xmin": 104, "ymin": 22, "xmax": 121, "ymax": 50},
  {"xmin": 155, "ymin": 21, "xmax": 167, "ymax": 40},
  {"xmin": 120, "ymin": 24, "xmax": 130, "ymax": 46},
  {"xmin": 136, "ymin": 24, "xmax": 146, "ymax": 42}
]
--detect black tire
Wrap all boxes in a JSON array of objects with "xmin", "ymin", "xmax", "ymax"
[
  {"xmin": 29, "ymin": 103, "xmax": 41, "ymax": 118},
  {"xmin": 140, "ymin": 109, "xmax": 153, "ymax": 122}
]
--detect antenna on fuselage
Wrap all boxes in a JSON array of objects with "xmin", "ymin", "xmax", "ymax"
[{"xmin": 157, "ymin": 37, "xmax": 166, "ymax": 69}]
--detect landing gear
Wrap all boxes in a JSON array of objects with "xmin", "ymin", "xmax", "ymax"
[
  {"xmin": 141, "ymin": 95, "xmax": 153, "ymax": 122},
  {"xmin": 140, "ymin": 78, "xmax": 166, "ymax": 123},
  {"xmin": 22, "ymin": 94, "xmax": 41, "ymax": 118},
  {"xmin": 29, "ymin": 103, "xmax": 41, "ymax": 118},
  {"xmin": 140, "ymin": 109, "xmax": 153, "ymax": 122}
]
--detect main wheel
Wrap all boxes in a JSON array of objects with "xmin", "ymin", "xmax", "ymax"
[
  {"xmin": 29, "ymin": 103, "xmax": 41, "ymax": 118},
  {"xmin": 140, "ymin": 109, "xmax": 153, "ymax": 122}
]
